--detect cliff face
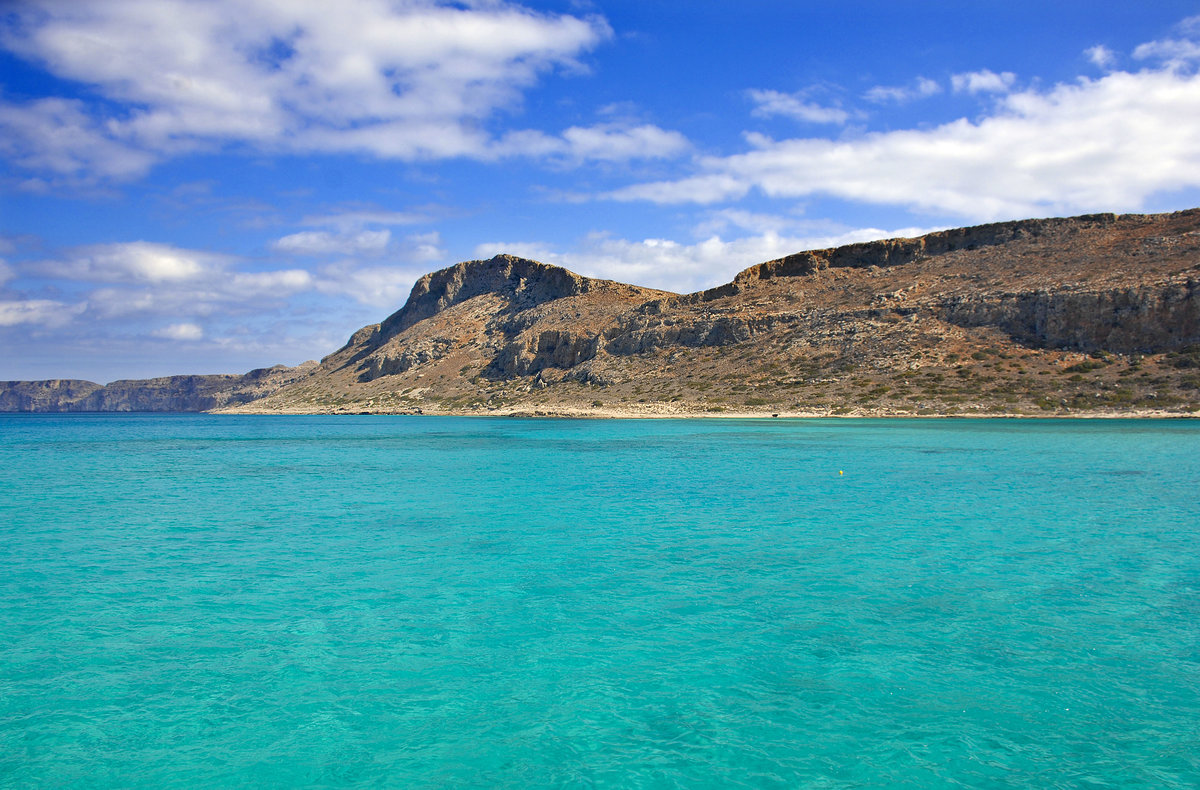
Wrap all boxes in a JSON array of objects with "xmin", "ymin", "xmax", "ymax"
[
  {"xmin": 6, "ymin": 210, "xmax": 1200, "ymax": 416},
  {"xmin": 0, "ymin": 379, "xmax": 102, "ymax": 412},
  {"xmin": 937, "ymin": 280, "xmax": 1199, "ymax": 353},
  {"xmin": 733, "ymin": 214, "xmax": 1122, "ymax": 284},
  {"xmin": 0, "ymin": 363, "xmax": 316, "ymax": 413}
]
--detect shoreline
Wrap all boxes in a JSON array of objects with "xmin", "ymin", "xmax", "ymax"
[{"xmin": 213, "ymin": 403, "xmax": 1198, "ymax": 419}]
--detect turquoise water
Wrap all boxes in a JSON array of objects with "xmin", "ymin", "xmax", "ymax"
[{"xmin": 1, "ymin": 416, "xmax": 1198, "ymax": 788}]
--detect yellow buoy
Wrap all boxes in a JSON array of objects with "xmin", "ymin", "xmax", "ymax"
[{"xmin": 839, "ymin": 470, "xmax": 844, "ymax": 475}]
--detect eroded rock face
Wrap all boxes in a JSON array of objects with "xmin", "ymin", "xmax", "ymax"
[
  {"xmin": 360, "ymin": 339, "xmax": 456, "ymax": 379},
  {"xmin": 938, "ymin": 280, "xmax": 1200, "ymax": 352},
  {"xmin": 0, "ymin": 379, "xmax": 102, "ymax": 411},
  {"xmin": 376, "ymin": 255, "xmax": 589, "ymax": 341},
  {"xmin": 734, "ymin": 213, "xmax": 1123, "ymax": 284},
  {"xmin": 485, "ymin": 331, "xmax": 604, "ymax": 377}
]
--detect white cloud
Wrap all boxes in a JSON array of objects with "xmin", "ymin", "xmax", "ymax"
[
  {"xmin": 951, "ymin": 69, "xmax": 1017, "ymax": 94},
  {"xmin": 28, "ymin": 241, "xmax": 316, "ymax": 322},
  {"xmin": 1134, "ymin": 15, "xmax": 1200, "ymax": 65},
  {"xmin": 747, "ymin": 90, "xmax": 849, "ymax": 124},
  {"xmin": 228, "ymin": 270, "xmax": 314, "ymax": 294},
  {"xmin": 0, "ymin": 97, "xmax": 159, "ymax": 180},
  {"xmin": 270, "ymin": 212, "xmax": 447, "ymax": 266},
  {"xmin": 273, "ymin": 229, "xmax": 392, "ymax": 257},
  {"xmin": 402, "ymin": 232, "xmax": 447, "ymax": 264},
  {"xmin": 864, "ymin": 77, "xmax": 942, "ymax": 104},
  {"xmin": 609, "ymin": 66, "xmax": 1200, "ymax": 221},
  {"xmin": 475, "ymin": 225, "xmax": 935, "ymax": 294},
  {"xmin": 302, "ymin": 210, "xmax": 430, "ymax": 231},
  {"xmin": 314, "ymin": 263, "xmax": 424, "ymax": 308},
  {"xmin": 0, "ymin": 0, "xmax": 619, "ymax": 179},
  {"xmin": 608, "ymin": 173, "xmax": 751, "ymax": 205},
  {"xmin": 0, "ymin": 260, "xmax": 13, "ymax": 285},
  {"xmin": 85, "ymin": 268, "xmax": 315, "ymax": 319},
  {"xmin": 152, "ymin": 322, "xmax": 203, "ymax": 341},
  {"xmin": 557, "ymin": 123, "xmax": 690, "ymax": 161},
  {"xmin": 493, "ymin": 122, "xmax": 690, "ymax": 161},
  {"xmin": 1086, "ymin": 45, "xmax": 1117, "ymax": 69},
  {"xmin": 37, "ymin": 242, "xmax": 232, "ymax": 283},
  {"xmin": 0, "ymin": 299, "xmax": 85, "ymax": 328},
  {"xmin": 1133, "ymin": 38, "xmax": 1200, "ymax": 64},
  {"xmin": 692, "ymin": 209, "xmax": 802, "ymax": 237}
]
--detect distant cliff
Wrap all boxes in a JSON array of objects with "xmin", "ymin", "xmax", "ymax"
[
  {"xmin": 5, "ymin": 209, "xmax": 1200, "ymax": 417},
  {"xmin": 1, "ymin": 364, "xmax": 316, "ymax": 413}
]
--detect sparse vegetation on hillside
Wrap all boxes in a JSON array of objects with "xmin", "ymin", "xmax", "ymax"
[{"xmin": 7, "ymin": 210, "xmax": 1200, "ymax": 417}]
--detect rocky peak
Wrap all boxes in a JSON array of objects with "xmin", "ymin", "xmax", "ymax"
[{"xmin": 373, "ymin": 255, "xmax": 592, "ymax": 343}]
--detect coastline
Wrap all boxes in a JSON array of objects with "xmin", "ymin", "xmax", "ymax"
[{"xmin": 213, "ymin": 402, "xmax": 1197, "ymax": 419}]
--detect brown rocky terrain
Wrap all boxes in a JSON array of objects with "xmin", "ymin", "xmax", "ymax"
[
  {"xmin": 223, "ymin": 209, "xmax": 1200, "ymax": 417},
  {"xmin": 6, "ymin": 209, "xmax": 1200, "ymax": 417}
]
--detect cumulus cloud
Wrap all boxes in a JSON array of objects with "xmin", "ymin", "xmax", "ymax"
[
  {"xmin": 609, "ymin": 66, "xmax": 1200, "ymax": 221},
  {"xmin": 37, "ymin": 241, "xmax": 232, "ymax": 283},
  {"xmin": 0, "ymin": 0, "xmax": 645, "ymax": 180},
  {"xmin": 951, "ymin": 69, "xmax": 1017, "ymax": 94},
  {"xmin": 864, "ymin": 77, "xmax": 942, "ymax": 104},
  {"xmin": 747, "ymin": 90, "xmax": 849, "ymax": 124},
  {"xmin": 1086, "ymin": 45, "xmax": 1117, "ymax": 69}
]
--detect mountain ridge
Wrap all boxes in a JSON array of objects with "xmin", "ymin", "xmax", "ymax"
[{"xmin": 5, "ymin": 209, "xmax": 1199, "ymax": 416}]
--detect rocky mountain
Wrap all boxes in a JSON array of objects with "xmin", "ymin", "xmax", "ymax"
[
  {"xmin": 0, "ymin": 363, "xmax": 316, "ymax": 413},
  {"xmin": 5, "ymin": 209, "xmax": 1200, "ymax": 417}
]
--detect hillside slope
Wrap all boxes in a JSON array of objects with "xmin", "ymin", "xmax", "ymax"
[{"xmin": 223, "ymin": 210, "xmax": 1200, "ymax": 417}]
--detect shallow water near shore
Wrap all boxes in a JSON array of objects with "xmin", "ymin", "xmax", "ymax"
[{"xmin": 1, "ymin": 415, "xmax": 1198, "ymax": 788}]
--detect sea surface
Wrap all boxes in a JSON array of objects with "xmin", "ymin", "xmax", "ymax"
[{"xmin": 1, "ymin": 415, "xmax": 1198, "ymax": 788}]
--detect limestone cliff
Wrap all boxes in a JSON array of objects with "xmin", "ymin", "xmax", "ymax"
[{"xmin": 0, "ymin": 379, "xmax": 102, "ymax": 412}]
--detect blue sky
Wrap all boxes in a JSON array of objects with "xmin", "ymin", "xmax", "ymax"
[{"xmin": 4, "ymin": 1, "xmax": 1200, "ymax": 382}]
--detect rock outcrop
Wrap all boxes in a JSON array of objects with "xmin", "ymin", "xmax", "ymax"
[
  {"xmin": 937, "ymin": 280, "xmax": 1199, "ymax": 353},
  {"xmin": 374, "ymin": 255, "xmax": 593, "ymax": 342}
]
